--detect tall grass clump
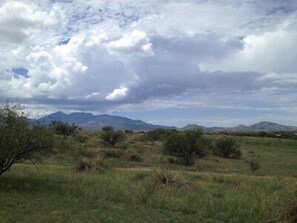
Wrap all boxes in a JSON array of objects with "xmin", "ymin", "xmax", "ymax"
[
  {"xmin": 75, "ymin": 158, "xmax": 109, "ymax": 174},
  {"xmin": 263, "ymin": 189, "xmax": 297, "ymax": 223}
]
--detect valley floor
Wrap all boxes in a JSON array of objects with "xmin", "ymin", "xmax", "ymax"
[{"xmin": 0, "ymin": 134, "xmax": 296, "ymax": 223}]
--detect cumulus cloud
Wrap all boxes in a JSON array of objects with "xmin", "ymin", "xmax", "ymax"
[
  {"xmin": 151, "ymin": 33, "xmax": 244, "ymax": 61},
  {"xmin": 106, "ymin": 29, "xmax": 153, "ymax": 55},
  {"xmin": 235, "ymin": 29, "xmax": 297, "ymax": 73},
  {"xmin": 0, "ymin": 1, "xmax": 65, "ymax": 43},
  {"xmin": 0, "ymin": 0, "xmax": 296, "ymax": 126},
  {"xmin": 106, "ymin": 87, "xmax": 129, "ymax": 101}
]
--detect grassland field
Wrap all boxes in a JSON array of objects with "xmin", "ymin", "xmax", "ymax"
[{"xmin": 0, "ymin": 132, "xmax": 296, "ymax": 223}]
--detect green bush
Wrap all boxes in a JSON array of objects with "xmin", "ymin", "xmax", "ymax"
[
  {"xmin": 75, "ymin": 158, "xmax": 108, "ymax": 174},
  {"xmin": 142, "ymin": 129, "xmax": 167, "ymax": 144},
  {"xmin": 103, "ymin": 149, "xmax": 123, "ymax": 159},
  {"xmin": 50, "ymin": 121, "xmax": 80, "ymax": 138},
  {"xmin": 163, "ymin": 130, "xmax": 209, "ymax": 166},
  {"xmin": 126, "ymin": 153, "xmax": 142, "ymax": 162},
  {"xmin": 74, "ymin": 134, "xmax": 89, "ymax": 143},
  {"xmin": 213, "ymin": 137, "xmax": 241, "ymax": 158},
  {"xmin": 0, "ymin": 102, "xmax": 53, "ymax": 176},
  {"xmin": 100, "ymin": 129, "xmax": 125, "ymax": 147},
  {"xmin": 249, "ymin": 160, "xmax": 260, "ymax": 172}
]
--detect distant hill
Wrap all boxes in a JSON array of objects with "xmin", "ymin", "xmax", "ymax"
[
  {"xmin": 248, "ymin": 121, "xmax": 297, "ymax": 131},
  {"xmin": 36, "ymin": 112, "xmax": 297, "ymax": 132},
  {"xmin": 37, "ymin": 112, "xmax": 176, "ymax": 131},
  {"xmin": 181, "ymin": 121, "xmax": 297, "ymax": 132},
  {"xmin": 180, "ymin": 124, "xmax": 226, "ymax": 132}
]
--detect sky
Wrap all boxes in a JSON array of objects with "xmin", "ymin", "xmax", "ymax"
[{"xmin": 0, "ymin": 0, "xmax": 297, "ymax": 127}]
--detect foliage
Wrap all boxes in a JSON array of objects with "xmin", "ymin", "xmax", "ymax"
[
  {"xmin": 100, "ymin": 128, "xmax": 125, "ymax": 147},
  {"xmin": 75, "ymin": 158, "xmax": 108, "ymax": 174},
  {"xmin": 142, "ymin": 129, "xmax": 167, "ymax": 144},
  {"xmin": 142, "ymin": 129, "xmax": 178, "ymax": 144},
  {"xmin": 217, "ymin": 131, "xmax": 297, "ymax": 140},
  {"xmin": 103, "ymin": 149, "xmax": 123, "ymax": 159},
  {"xmin": 74, "ymin": 134, "xmax": 89, "ymax": 143},
  {"xmin": 102, "ymin": 126, "xmax": 114, "ymax": 132},
  {"xmin": 214, "ymin": 137, "xmax": 241, "ymax": 158},
  {"xmin": 0, "ymin": 102, "xmax": 53, "ymax": 176},
  {"xmin": 148, "ymin": 168, "xmax": 190, "ymax": 190},
  {"xmin": 163, "ymin": 130, "xmax": 208, "ymax": 166},
  {"xmin": 248, "ymin": 160, "xmax": 260, "ymax": 172},
  {"xmin": 126, "ymin": 152, "xmax": 142, "ymax": 162},
  {"xmin": 0, "ymin": 131, "xmax": 297, "ymax": 222},
  {"xmin": 51, "ymin": 121, "xmax": 80, "ymax": 138}
]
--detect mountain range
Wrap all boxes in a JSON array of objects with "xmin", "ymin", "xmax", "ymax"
[
  {"xmin": 180, "ymin": 122, "xmax": 297, "ymax": 132},
  {"xmin": 37, "ymin": 111, "xmax": 174, "ymax": 131},
  {"xmin": 36, "ymin": 111, "xmax": 297, "ymax": 132}
]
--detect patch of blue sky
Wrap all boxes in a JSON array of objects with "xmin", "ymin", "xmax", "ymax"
[
  {"xmin": 12, "ymin": 68, "xmax": 28, "ymax": 77},
  {"xmin": 58, "ymin": 38, "xmax": 70, "ymax": 45}
]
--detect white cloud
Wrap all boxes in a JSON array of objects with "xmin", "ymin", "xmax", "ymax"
[
  {"xmin": 207, "ymin": 19, "xmax": 297, "ymax": 73},
  {"xmin": 0, "ymin": 1, "xmax": 65, "ymax": 43},
  {"xmin": 106, "ymin": 87, "xmax": 129, "ymax": 101},
  {"xmin": 106, "ymin": 29, "xmax": 153, "ymax": 55},
  {"xmin": 0, "ymin": 0, "xmax": 296, "ymax": 126},
  {"xmin": 238, "ymin": 29, "xmax": 297, "ymax": 73}
]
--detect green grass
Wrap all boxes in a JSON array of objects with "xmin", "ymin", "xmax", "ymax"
[{"xmin": 0, "ymin": 133, "xmax": 296, "ymax": 222}]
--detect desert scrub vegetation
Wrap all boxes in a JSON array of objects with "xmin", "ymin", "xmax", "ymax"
[
  {"xmin": 163, "ymin": 130, "xmax": 209, "ymax": 166},
  {"xmin": 213, "ymin": 137, "xmax": 241, "ymax": 158},
  {"xmin": 75, "ymin": 158, "xmax": 109, "ymax": 174},
  {"xmin": 50, "ymin": 121, "xmax": 80, "ymax": 139},
  {"xmin": 1, "ymin": 163, "xmax": 296, "ymax": 223},
  {"xmin": 100, "ymin": 126, "xmax": 125, "ymax": 147},
  {"xmin": 0, "ymin": 102, "xmax": 53, "ymax": 176},
  {"xmin": 0, "ymin": 118, "xmax": 297, "ymax": 222},
  {"xmin": 248, "ymin": 159, "xmax": 261, "ymax": 172}
]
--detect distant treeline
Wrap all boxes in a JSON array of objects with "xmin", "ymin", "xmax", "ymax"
[{"xmin": 211, "ymin": 131, "xmax": 297, "ymax": 140}]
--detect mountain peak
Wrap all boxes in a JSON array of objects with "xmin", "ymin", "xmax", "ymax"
[
  {"xmin": 248, "ymin": 121, "xmax": 295, "ymax": 131},
  {"xmin": 51, "ymin": 111, "xmax": 66, "ymax": 115},
  {"xmin": 37, "ymin": 112, "xmax": 175, "ymax": 131},
  {"xmin": 181, "ymin": 121, "xmax": 297, "ymax": 132}
]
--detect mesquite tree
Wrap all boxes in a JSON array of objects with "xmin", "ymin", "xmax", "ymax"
[
  {"xmin": 163, "ymin": 130, "xmax": 209, "ymax": 166},
  {"xmin": 0, "ymin": 102, "xmax": 53, "ymax": 176}
]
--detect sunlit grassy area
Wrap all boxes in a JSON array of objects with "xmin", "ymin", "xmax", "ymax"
[{"xmin": 0, "ymin": 132, "xmax": 296, "ymax": 223}]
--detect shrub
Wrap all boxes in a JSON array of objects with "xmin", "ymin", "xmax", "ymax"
[
  {"xmin": 102, "ymin": 126, "xmax": 114, "ymax": 132},
  {"xmin": 51, "ymin": 121, "xmax": 80, "ymax": 138},
  {"xmin": 100, "ymin": 129, "xmax": 125, "ymax": 147},
  {"xmin": 141, "ymin": 168, "xmax": 190, "ymax": 203},
  {"xmin": 167, "ymin": 156, "xmax": 180, "ymax": 164},
  {"xmin": 214, "ymin": 137, "xmax": 241, "ymax": 158},
  {"xmin": 74, "ymin": 134, "xmax": 89, "ymax": 143},
  {"xmin": 163, "ymin": 130, "xmax": 209, "ymax": 166},
  {"xmin": 152, "ymin": 168, "xmax": 190, "ymax": 189},
  {"xmin": 75, "ymin": 159, "xmax": 108, "ymax": 174},
  {"xmin": 75, "ymin": 146, "xmax": 94, "ymax": 160},
  {"xmin": 142, "ymin": 129, "xmax": 167, "ymax": 145},
  {"xmin": 103, "ymin": 149, "xmax": 123, "ymax": 159},
  {"xmin": 0, "ymin": 102, "xmax": 53, "ymax": 176},
  {"xmin": 249, "ymin": 160, "xmax": 260, "ymax": 172},
  {"xmin": 126, "ymin": 153, "xmax": 142, "ymax": 162}
]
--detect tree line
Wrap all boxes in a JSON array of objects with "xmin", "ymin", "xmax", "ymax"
[{"xmin": 0, "ymin": 102, "xmax": 241, "ymax": 176}]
